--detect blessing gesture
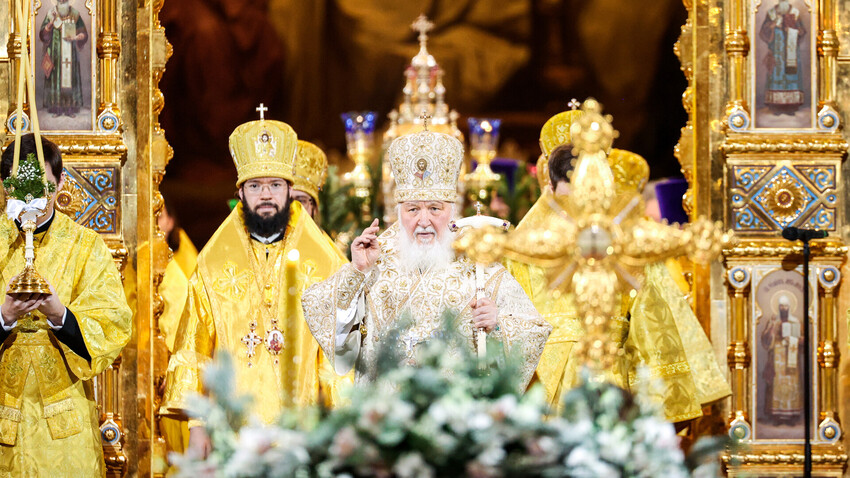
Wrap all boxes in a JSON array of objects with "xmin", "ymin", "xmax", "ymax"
[{"xmin": 352, "ymin": 219, "xmax": 381, "ymax": 273}]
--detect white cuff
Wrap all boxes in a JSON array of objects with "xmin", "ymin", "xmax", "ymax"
[
  {"xmin": 0, "ymin": 312, "xmax": 16, "ymax": 332},
  {"xmin": 48, "ymin": 308, "xmax": 68, "ymax": 330}
]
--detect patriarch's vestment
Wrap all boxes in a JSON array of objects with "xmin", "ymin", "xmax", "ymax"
[{"xmin": 303, "ymin": 223, "xmax": 551, "ymax": 389}]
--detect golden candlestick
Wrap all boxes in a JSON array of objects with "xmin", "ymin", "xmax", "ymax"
[
  {"xmin": 7, "ymin": 213, "xmax": 51, "ymax": 295},
  {"xmin": 281, "ymin": 248, "xmax": 300, "ymax": 408},
  {"xmin": 465, "ymin": 118, "xmax": 502, "ymax": 202}
]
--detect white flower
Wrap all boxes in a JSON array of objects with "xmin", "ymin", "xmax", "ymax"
[
  {"xmin": 557, "ymin": 417, "xmax": 593, "ymax": 444},
  {"xmin": 330, "ymin": 426, "xmax": 360, "ymax": 459},
  {"xmin": 596, "ymin": 426, "xmax": 632, "ymax": 464},
  {"xmin": 477, "ymin": 444, "xmax": 506, "ymax": 467},
  {"xmin": 490, "ymin": 395, "xmax": 517, "ymax": 422},
  {"xmin": 393, "ymin": 452, "xmax": 434, "ymax": 478},
  {"xmin": 566, "ymin": 445, "xmax": 620, "ymax": 477},
  {"xmin": 467, "ymin": 411, "xmax": 493, "ymax": 431}
]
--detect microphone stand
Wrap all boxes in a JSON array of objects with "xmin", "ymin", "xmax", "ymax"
[
  {"xmin": 782, "ymin": 227, "xmax": 820, "ymax": 478},
  {"xmin": 802, "ymin": 237, "xmax": 812, "ymax": 478}
]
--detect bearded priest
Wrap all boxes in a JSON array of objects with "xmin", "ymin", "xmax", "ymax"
[
  {"xmin": 160, "ymin": 115, "xmax": 347, "ymax": 457},
  {"xmin": 302, "ymin": 127, "xmax": 551, "ymax": 389}
]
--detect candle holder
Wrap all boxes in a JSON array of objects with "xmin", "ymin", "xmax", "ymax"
[
  {"xmin": 341, "ymin": 111, "xmax": 377, "ymax": 201},
  {"xmin": 465, "ymin": 118, "xmax": 502, "ymax": 202}
]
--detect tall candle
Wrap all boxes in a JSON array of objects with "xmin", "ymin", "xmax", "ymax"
[{"xmin": 282, "ymin": 248, "xmax": 300, "ymax": 408}]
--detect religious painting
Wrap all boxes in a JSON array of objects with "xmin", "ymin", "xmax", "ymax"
[
  {"xmin": 751, "ymin": 0, "xmax": 816, "ymax": 129},
  {"xmin": 32, "ymin": 0, "xmax": 95, "ymax": 131},
  {"xmin": 838, "ymin": 0, "xmax": 850, "ymax": 59},
  {"xmin": 752, "ymin": 268, "xmax": 815, "ymax": 441}
]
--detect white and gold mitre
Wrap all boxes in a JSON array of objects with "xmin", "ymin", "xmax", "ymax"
[
  {"xmin": 387, "ymin": 128, "xmax": 463, "ymax": 203},
  {"xmin": 292, "ymin": 140, "xmax": 328, "ymax": 204},
  {"xmin": 228, "ymin": 119, "xmax": 298, "ymax": 186}
]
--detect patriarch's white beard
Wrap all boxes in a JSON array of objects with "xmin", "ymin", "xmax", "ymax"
[{"xmin": 397, "ymin": 225, "xmax": 455, "ymax": 273}]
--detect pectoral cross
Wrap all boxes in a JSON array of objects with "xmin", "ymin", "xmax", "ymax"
[
  {"xmin": 242, "ymin": 321, "xmax": 262, "ymax": 367},
  {"xmin": 256, "ymin": 103, "xmax": 268, "ymax": 121}
]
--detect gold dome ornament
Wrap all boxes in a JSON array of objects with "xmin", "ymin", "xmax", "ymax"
[{"xmin": 454, "ymin": 98, "xmax": 731, "ymax": 373}]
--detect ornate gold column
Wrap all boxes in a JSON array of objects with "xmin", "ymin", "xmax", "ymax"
[
  {"xmin": 817, "ymin": 0, "xmax": 841, "ymax": 130},
  {"xmin": 132, "ymin": 0, "xmax": 172, "ymax": 474},
  {"xmin": 97, "ymin": 0, "xmax": 121, "ymax": 132},
  {"xmin": 726, "ymin": 265, "xmax": 752, "ymax": 441}
]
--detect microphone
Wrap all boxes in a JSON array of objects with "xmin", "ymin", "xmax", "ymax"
[{"xmin": 782, "ymin": 226, "xmax": 828, "ymax": 242}]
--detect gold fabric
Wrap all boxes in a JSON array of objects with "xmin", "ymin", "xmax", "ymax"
[
  {"xmin": 0, "ymin": 212, "xmax": 132, "ymax": 476},
  {"xmin": 302, "ymin": 223, "xmax": 552, "ymax": 389},
  {"xmin": 229, "ymin": 119, "xmax": 299, "ymax": 186},
  {"xmin": 173, "ymin": 228, "xmax": 198, "ymax": 278},
  {"xmin": 509, "ymin": 190, "xmax": 729, "ymax": 420},
  {"xmin": 625, "ymin": 262, "xmax": 731, "ymax": 422},
  {"xmin": 161, "ymin": 201, "xmax": 347, "ymax": 424},
  {"xmin": 292, "ymin": 140, "xmax": 328, "ymax": 205}
]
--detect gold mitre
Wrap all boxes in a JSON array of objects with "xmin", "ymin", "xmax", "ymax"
[
  {"xmin": 292, "ymin": 140, "xmax": 328, "ymax": 204},
  {"xmin": 387, "ymin": 128, "xmax": 464, "ymax": 203},
  {"xmin": 228, "ymin": 119, "xmax": 298, "ymax": 186},
  {"xmin": 608, "ymin": 148, "xmax": 649, "ymax": 193},
  {"xmin": 539, "ymin": 109, "xmax": 585, "ymax": 158}
]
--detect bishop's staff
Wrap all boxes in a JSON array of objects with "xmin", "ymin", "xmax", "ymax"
[{"xmin": 450, "ymin": 203, "xmax": 510, "ymax": 360}]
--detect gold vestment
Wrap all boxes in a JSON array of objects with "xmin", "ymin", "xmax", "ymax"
[
  {"xmin": 509, "ymin": 190, "xmax": 730, "ymax": 421},
  {"xmin": 0, "ymin": 212, "xmax": 132, "ymax": 477},
  {"xmin": 160, "ymin": 201, "xmax": 347, "ymax": 425},
  {"xmin": 302, "ymin": 223, "xmax": 552, "ymax": 390}
]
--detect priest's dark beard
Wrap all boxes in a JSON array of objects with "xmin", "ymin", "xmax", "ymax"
[{"xmin": 243, "ymin": 199, "xmax": 291, "ymax": 238}]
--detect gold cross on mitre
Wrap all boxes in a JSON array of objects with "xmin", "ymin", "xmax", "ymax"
[
  {"xmin": 568, "ymin": 98, "xmax": 580, "ymax": 110},
  {"xmin": 420, "ymin": 111, "xmax": 432, "ymax": 130},
  {"xmin": 256, "ymin": 103, "xmax": 268, "ymax": 121},
  {"xmin": 454, "ymin": 98, "xmax": 729, "ymax": 373}
]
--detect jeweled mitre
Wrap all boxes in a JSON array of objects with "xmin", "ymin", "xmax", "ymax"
[
  {"xmin": 387, "ymin": 129, "xmax": 464, "ymax": 203},
  {"xmin": 229, "ymin": 119, "xmax": 298, "ymax": 186},
  {"xmin": 292, "ymin": 140, "xmax": 328, "ymax": 204}
]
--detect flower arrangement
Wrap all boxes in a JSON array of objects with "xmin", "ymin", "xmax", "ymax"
[
  {"xmin": 3, "ymin": 153, "xmax": 55, "ymax": 202},
  {"xmin": 172, "ymin": 319, "xmax": 726, "ymax": 477}
]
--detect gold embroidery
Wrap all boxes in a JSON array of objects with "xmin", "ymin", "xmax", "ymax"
[
  {"xmin": 336, "ymin": 264, "xmax": 366, "ymax": 310},
  {"xmin": 212, "ymin": 261, "xmax": 254, "ymax": 300},
  {"xmin": 0, "ymin": 406, "xmax": 22, "ymax": 422}
]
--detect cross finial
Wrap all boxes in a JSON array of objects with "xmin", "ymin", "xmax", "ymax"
[
  {"xmin": 568, "ymin": 98, "xmax": 580, "ymax": 111},
  {"xmin": 474, "ymin": 202, "xmax": 483, "ymax": 216},
  {"xmin": 256, "ymin": 103, "xmax": 268, "ymax": 121},
  {"xmin": 420, "ymin": 111, "xmax": 432, "ymax": 130},
  {"xmin": 411, "ymin": 14, "xmax": 434, "ymax": 44}
]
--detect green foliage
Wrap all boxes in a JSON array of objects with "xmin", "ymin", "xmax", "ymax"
[
  {"xmin": 3, "ymin": 153, "xmax": 55, "ymax": 202},
  {"xmin": 318, "ymin": 159, "xmax": 385, "ymax": 257}
]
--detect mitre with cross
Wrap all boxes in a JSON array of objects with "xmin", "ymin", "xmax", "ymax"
[{"xmin": 454, "ymin": 98, "xmax": 729, "ymax": 371}]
